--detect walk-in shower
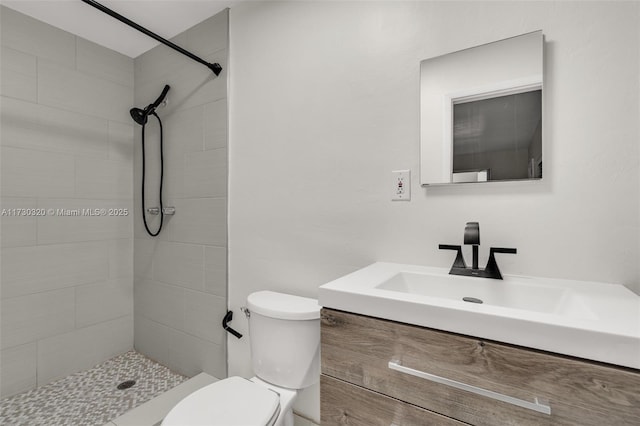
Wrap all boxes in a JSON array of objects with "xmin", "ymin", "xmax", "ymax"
[
  {"xmin": 131, "ymin": 85, "xmax": 170, "ymax": 237},
  {"xmin": 80, "ymin": 0, "xmax": 223, "ymax": 237},
  {"xmin": 1, "ymin": 1, "xmax": 229, "ymax": 423}
]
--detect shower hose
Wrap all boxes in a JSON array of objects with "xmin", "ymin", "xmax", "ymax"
[{"xmin": 141, "ymin": 111, "xmax": 164, "ymax": 237}]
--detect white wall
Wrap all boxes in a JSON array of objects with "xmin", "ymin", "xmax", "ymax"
[{"xmin": 229, "ymin": 1, "xmax": 639, "ymax": 422}]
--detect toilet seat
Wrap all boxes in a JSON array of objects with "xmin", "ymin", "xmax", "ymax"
[{"xmin": 162, "ymin": 376, "xmax": 280, "ymax": 426}]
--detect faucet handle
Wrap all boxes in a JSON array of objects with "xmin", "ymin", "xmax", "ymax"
[
  {"xmin": 464, "ymin": 222, "xmax": 480, "ymax": 246},
  {"xmin": 490, "ymin": 247, "xmax": 517, "ymax": 255},
  {"xmin": 439, "ymin": 244, "xmax": 467, "ymax": 269},
  {"xmin": 484, "ymin": 247, "xmax": 517, "ymax": 280}
]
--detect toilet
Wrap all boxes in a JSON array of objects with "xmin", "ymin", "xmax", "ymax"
[{"xmin": 162, "ymin": 291, "xmax": 320, "ymax": 426}]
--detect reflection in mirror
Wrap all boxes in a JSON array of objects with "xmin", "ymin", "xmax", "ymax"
[
  {"xmin": 453, "ymin": 89, "xmax": 542, "ymax": 182},
  {"xmin": 420, "ymin": 31, "xmax": 543, "ymax": 185}
]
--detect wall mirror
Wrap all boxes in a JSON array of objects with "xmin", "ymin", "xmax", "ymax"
[{"xmin": 420, "ymin": 31, "xmax": 544, "ymax": 185}]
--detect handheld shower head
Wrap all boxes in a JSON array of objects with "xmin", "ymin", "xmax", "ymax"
[
  {"xmin": 130, "ymin": 84, "xmax": 171, "ymax": 126},
  {"xmin": 130, "ymin": 107, "xmax": 148, "ymax": 125}
]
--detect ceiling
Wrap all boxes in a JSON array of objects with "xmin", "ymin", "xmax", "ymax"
[{"xmin": 1, "ymin": 0, "xmax": 239, "ymax": 58}]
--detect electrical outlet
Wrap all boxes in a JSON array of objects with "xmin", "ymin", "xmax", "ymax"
[{"xmin": 391, "ymin": 170, "xmax": 411, "ymax": 201}]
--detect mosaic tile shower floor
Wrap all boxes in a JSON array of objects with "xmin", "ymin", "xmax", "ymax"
[{"xmin": 0, "ymin": 350, "xmax": 187, "ymax": 426}]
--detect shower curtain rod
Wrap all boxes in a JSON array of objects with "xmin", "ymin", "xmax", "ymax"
[{"xmin": 80, "ymin": 0, "xmax": 222, "ymax": 76}]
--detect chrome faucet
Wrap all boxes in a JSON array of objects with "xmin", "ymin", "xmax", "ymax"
[{"xmin": 439, "ymin": 222, "xmax": 516, "ymax": 280}]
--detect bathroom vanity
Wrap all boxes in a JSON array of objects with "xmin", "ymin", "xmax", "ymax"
[{"xmin": 318, "ymin": 263, "xmax": 640, "ymax": 425}]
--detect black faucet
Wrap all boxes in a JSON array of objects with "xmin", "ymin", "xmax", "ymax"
[{"xmin": 439, "ymin": 222, "xmax": 516, "ymax": 280}]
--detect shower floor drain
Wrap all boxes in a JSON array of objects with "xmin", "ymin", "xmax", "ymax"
[{"xmin": 117, "ymin": 380, "xmax": 136, "ymax": 390}]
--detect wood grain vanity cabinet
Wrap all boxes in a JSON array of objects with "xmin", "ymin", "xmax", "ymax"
[{"xmin": 320, "ymin": 308, "xmax": 640, "ymax": 426}]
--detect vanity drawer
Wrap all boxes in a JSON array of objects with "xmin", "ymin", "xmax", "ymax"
[
  {"xmin": 321, "ymin": 309, "xmax": 640, "ymax": 426},
  {"xmin": 321, "ymin": 374, "xmax": 467, "ymax": 426}
]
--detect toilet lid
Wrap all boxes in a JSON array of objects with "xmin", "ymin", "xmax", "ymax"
[{"xmin": 162, "ymin": 376, "xmax": 280, "ymax": 426}]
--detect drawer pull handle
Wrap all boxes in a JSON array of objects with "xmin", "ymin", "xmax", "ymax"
[{"xmin": 388, "ymin": 359, "xmax": 551, "ymax": 415}]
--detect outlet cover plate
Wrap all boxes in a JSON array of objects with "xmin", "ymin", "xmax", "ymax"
[{"xmin": 392, "ymin": 170, "xmax": 411, "ymax": 201}]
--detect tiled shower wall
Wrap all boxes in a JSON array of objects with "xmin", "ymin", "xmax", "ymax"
[
  {"xmin": 0, "ymin": 7, "xmax": 134, "ymax": 397},
  {"xmin": 132, "ymin": 9, "xmax": 228, "ymax": 379}
]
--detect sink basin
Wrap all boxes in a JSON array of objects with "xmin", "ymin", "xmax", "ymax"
[
  {"xmin": 377, "ymin": 271, "xmax": 568, "ymax": 314},
  {"xmin": 318, "ymin": 262, "xmax": 640, "ymax": 369},
  {"xmin": 376, "ymin": 271, "xmax": 596, "ymax": 319}
]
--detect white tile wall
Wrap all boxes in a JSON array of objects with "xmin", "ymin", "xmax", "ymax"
[
  {"xmin": 133, "ymin": 238, "xmax": 155, "ymax": 279},
  {"xmin": 160, "ymin": 105, "xmax": 205, "ymax": 200},
  {"xmin": 1, "ymin": 97, "xmax": 110, "ymax": 158},
  {"xmin": 0, "ymin": 6, "xmax": 134, "ymax": 397},
  {"xmin": 36, "ymin": 198, "xmax": 132, "ymax": 244},
  {"xmin": 133, "ymin": 10, "xmax": 228, "ymax": 380},
  {"xmin": 109, "ymin": 121, "xmax": 135, "ymax": 164},
  {"xmin": 185, "ymin": 10, "xmax": 229, "ymax": 58},
  {"xmin": 38, "ymin": 60, "xmax": 132, "ymax": 123},
  {"xmin": 0, "ymin": 343, "xmax": 37, "ymax": 397},
  {"xmin": 1, "ymin": 242, "xmax": 109, "ymax": 298},
  {"xmin": 152, "ymin": 242, "xmax": 204, "ymax": 290},
  {"xmin": 164, "ymin": 105, "xmax": 205, "ymax": 154},
  {"xmin": 75, "ymin": 278, "xmax": 134, "ymax": 328},
  {"xmin": 75, "ymin": 158, "xmax": 133, "ymax": 199},
  {"xmin": 134, "ymin": 50, "xmax": 227, "ymax": 115},
  {"xmin": 134, "ymin": 33, "xmax": 188, "ymax": 87},
  {"xmin": 109, "ymin": 239, "xmax": 134, "ymax": 279},
  {"xmin": 134, "ymin": 315, "xmax": 171, "ymax": 366},
  {"xmin": 203, "ymin": 100, "xmax": 227, "ymax": 150},
  {"xmin": 0, "ymin": 46, "xmax": 37, "ymax": 77},
  {"xmin": 0, "ymin": 46, "xmax": 37, "ymax": 101},
  {"xmin": 134, "ymin": 279, "xmax": 185, "ymax": 330},
  {"xmin": 0, "ymin": 7, "xmax": 76, "ymax": 67},
  {"xmin": 1, "ymin": 288, "xmax": 75, "ymax": 349},
  {"xmin": 0, "ymin": 197, "xmax": 37, "ymax": 248},
  {"xmin": 36, "ymin": 316, "xmax": 133, "ymax": 385},
  {"xmin": 183, "ymin": 148, "xmax": 227, "ymax": 198},
  {"xmin": 183, "ymin": 290, "xmax": 227, "ymax": 344},
  {"xmin": 166, "ymin": 329, "xmax": 226, "ymax": 378},
  {"xmin": 1, "ymin": 147, "xmax": 76, "ymax": 198},
  {"xmin": 76, "ymin": 38, "xmax": 134, "ymax": 88},
  {"xmin": 165, "ymin": 198, "xmax": 227, "ymax": 245},
  {"xmin": 205, "ymin": 246, "xmax": 227, "ymax": 296}
]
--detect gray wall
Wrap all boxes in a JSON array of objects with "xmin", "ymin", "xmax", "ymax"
[
  {"xmin": 0, "ymin": 6, "xmax": 134, "ymax": 397},
  {"xmin": 132, "ymin": 10, "xmax": 228, "ymax": 379}
]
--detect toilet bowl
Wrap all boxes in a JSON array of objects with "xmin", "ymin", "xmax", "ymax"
[{"xmin": 162, "ymin": 291, "xmax": 320, "ymax": 426}]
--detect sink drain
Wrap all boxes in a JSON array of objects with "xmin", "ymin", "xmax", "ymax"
[
  {"xmin": 117, "ymin": 380, "xmax": 136, "ymax": 390},
  {"xmin": 462, "ymin": 297, "xmax": 483, "ymax": 304}
]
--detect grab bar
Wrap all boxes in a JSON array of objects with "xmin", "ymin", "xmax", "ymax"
[{"xmin": 388, "ymin": 359, "xmax": 551, "ymax": 415}]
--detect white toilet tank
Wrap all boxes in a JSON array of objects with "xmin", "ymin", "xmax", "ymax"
[{"xmin": 246, "ymin": 291, "xmax": 321, "ymax": 389}]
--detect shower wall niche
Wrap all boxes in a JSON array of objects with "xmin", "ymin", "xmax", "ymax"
[{"xmin": 132, "ymin": 9, "xmax": 229, "ymax": 378}]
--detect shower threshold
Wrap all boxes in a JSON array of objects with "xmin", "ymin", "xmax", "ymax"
[{"xmin": 0, "ymin": 350, "xmax": 187, "ymax": 426}]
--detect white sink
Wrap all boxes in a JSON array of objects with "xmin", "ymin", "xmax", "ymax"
[
  {"xmin": 376, "ymin": 271, "xmax": 595, "ymax": 319},
  {"xmin": 318, "ymin": 262, "xmax": 640, "ymax": 369}
]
